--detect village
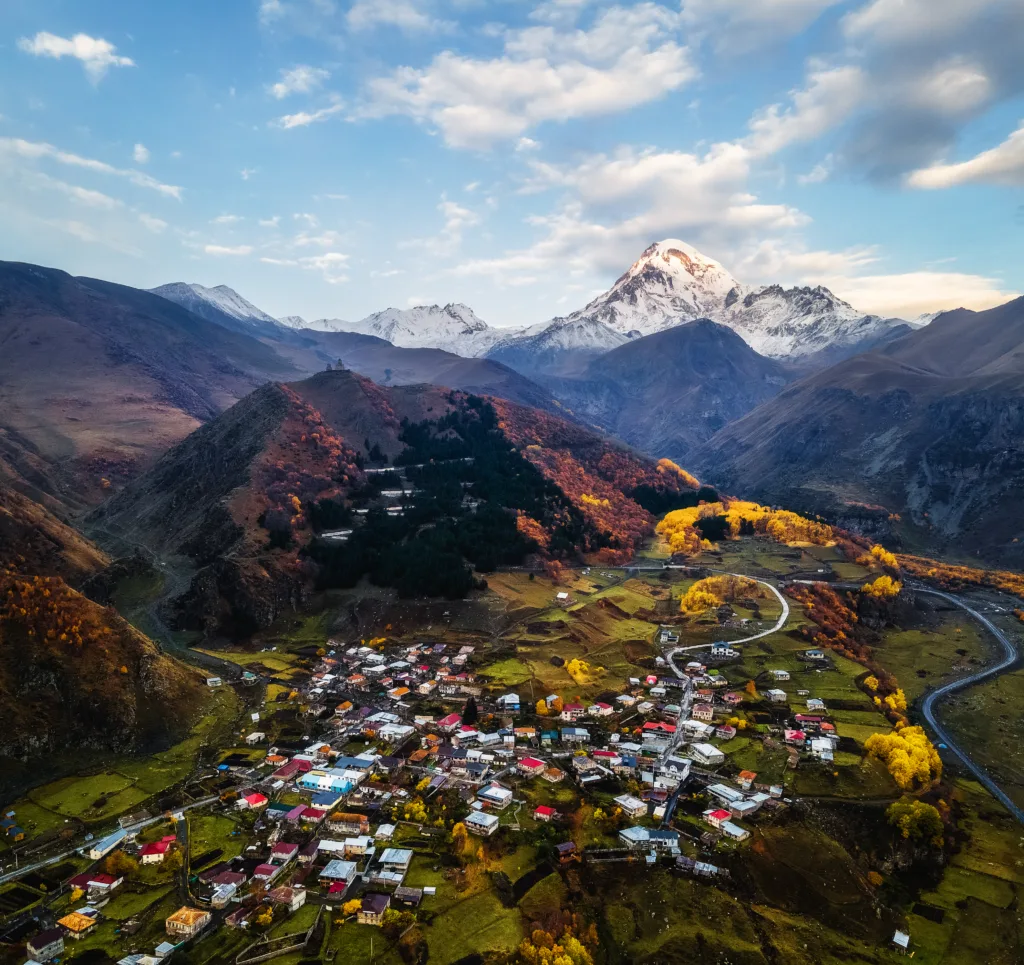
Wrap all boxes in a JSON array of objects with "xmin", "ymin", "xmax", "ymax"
[{"xmin": 1, "ymin": 601, "xmax": 867, "ymax": 965}]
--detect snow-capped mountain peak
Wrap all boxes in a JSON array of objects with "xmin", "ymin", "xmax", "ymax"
[
  {"xmin": 547, "ymin": 238, "xmax": 910, "ymax": 359},
  {"xmin": 150, "ymin": 282, "xmax": 278, "ymax": 326},
  {"xmin": 276, "ymin": 314, "xmax": 309, "ymax": 330},
  {"xmin": 306, "ymin": 302, "xmax": 502, "ymax": 354}
]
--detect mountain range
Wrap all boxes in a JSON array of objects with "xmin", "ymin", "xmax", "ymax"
[
  {"xmin": 249, "ymin": 240, "xmax": 913, "ymax": 375},
  {"xmin": 694, "ymin": 296, "xmax": 1024, "ymax": 566}
]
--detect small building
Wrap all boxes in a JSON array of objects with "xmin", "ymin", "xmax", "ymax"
[
  {"xmin": 238, "ymin": 792, "xmax": 268, "ymax": 810},
  {"xmin": 721, "ymin": 821, "xmax": 750, "ymax": 842},
  {"xmin": 806, "ymin": 698, "xmax": 827, "ymax": 713},
  {"xmin": 534, "ymin": 806, "xmax": 556, "ymax": 823},
  {"xmin": 804, "ymin": 649, "xmax": 826, "ymax": 661},
  {"xmin": 555, "ymin": 842, "xmax": 577, "ymax": 865},
  {"xmin": 140, "ymin": 839, "xmax": 174, "ymax": 864},
  {"xmin": 319, "ymin": 859, "xmax": 358, "ymax": 890},
  {"xmin": 892, "ymin": 931, "xmax": 910, "ymax": 956},
  {"xmin": 465, "ymin": 810, "xmax": 500, "ymax": 837},
  {"xmin": 393, "ymin": 886, "xmax": 423, "ymax": 908},
  {"xmin": 769, "ymin": 670, "xmax": 790, "ymax": 682},
  {"xmin": 542, "ymin": 766, "xmax": 565, "ymax": 783},
  {"xmin": 614, "ymin": 794, "xmax": 648, "ymax": 819},
  {"xmin": 809, "ymin": 736, "xmax": 834, "ymax": 762},
  {"xmin": 268, "ymin": 885, "xmax": 307, "ymax": 912},
  {"xmin": 560, "ymin": 727, "xmax": 590, "ymax": 743},
  {"xmin": 477, "ymin": 784, "xmax": 513, "ymax": 810},
  {"xmin": 205, "ymin": 677, "xmax": 223, "ymax": 687},
  {"xmin": 27, "ymin": 928, "xmax": 65, "ymax": 962},
  {"xmin": 358, "ymin": 893, "xmax": 391, "ymax": 927},
  {"xmin": 691, "ymin": 703, "xmax": 714, "ymax": 722},
  {"xmin": 518, "ymin": 757, "xmax": 546, "ymax": 778},
  {"xmin": 716, "ymin": 724, "xmax": 737, "ymax": 740},
  {"xmin": 165, "ymin": 907, "xmax": 211, "ymax": 940},
  {"xmin": 58, "ymin": 913, "xmax": 98, "ymax": 941},
  {"xmin": 88, "ymin": 828, "xmax": 127, "ymax": 860},
  {"xmin": 380, "ymin": 848, "xmax": 414, "ymax": 875},
  {"xmin": 764, "ymin": 689, "xmax": 788, "ymax": 704},
  {"xmin": 328, "ymin": 812, "xmax": 369, "ymax": 836},
  {"xmin": 690, "ymin": 743, "xmax": 725, "ymax": 767},
  {"xmin": 703, "ymin": 808, "xmax": 732, "ymax": 830},
  {"xmin": 737, "ymin": 770, "xmax": 757, "ymax": 791}
]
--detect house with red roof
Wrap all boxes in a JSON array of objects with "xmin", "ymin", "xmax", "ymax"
[
  {"xmin": 703, "ymin": 809, "xmax": 732, "ymax": 830},
  {"xmin": 518, "ymin": 757, "xmax": 546, "ymax": 777},
  {"xmin": 437, "ymin": 713, "xmax": 462, "ymax": 733},
  {"xmin": 642, "ymin": 721, "xmax": 676, "ymax": 735},
  {"xmin": 271, "ymin": 842, "xmax": 300, "ymax": 864},
  {"xmin": 238, "ymin": 792, "xmax": 268, "ymax": 810},
  {"xmin": 140, "ymin": 837, "xmax": 177, "ymax": 865},
  {"xmin": 534, "ymin": 806, "xmax": 556, "ymax": 823}
]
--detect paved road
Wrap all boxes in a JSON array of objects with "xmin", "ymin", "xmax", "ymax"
[
  {"xmin": 914, "ymin": 587, "xmax": 1024, "ymax": 823},
  {"xmin": 665, "ymin": 574, "xmax": 790, "ymax": 678},
  {"xmin": 0, "ymin": 795, "xmax": 220, "ymax": 886},
  {"xmin": 794, "ymin": 579, "xmax": 1024, "ymax": 824}
]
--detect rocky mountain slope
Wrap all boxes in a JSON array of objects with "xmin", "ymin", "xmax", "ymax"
[
  {"xmin": 150, "ymin": 281, "xmax": 284, "ymax": 339},
  {"xmin": 0, "ymin": 261, "xmax": 302, "ymax": 503},
  {"xmin": 90, "ymin": 369, "xmax": 703, "ymax": 635},
  {"xmin": 545, "ymin": 320, "xmax": 791, "ymax": 462},
  {"xmin": 693, "ymin": 297, "xmax": 1024, "ymax": 565},
  {"xmin": 0, "ymin": 571, "xmax": 204, "ymax": 771}
]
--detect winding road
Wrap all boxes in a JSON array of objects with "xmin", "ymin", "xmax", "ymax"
[
  {"xmin": 664, "ymin": 573, "xmax": 791, "ymax": 679},
  {"xmin": 794, "ymin": 579, "xmax": 1024, "ymax": 824},
  {"xmin": 913, "ymin": 586, "xmax": 1024, "ymax": 823}
]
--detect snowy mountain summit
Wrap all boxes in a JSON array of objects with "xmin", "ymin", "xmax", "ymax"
[
  {"xmin": 150, "ymin": 282, "xmax": 278, "ymax": 328},
  {"xmin": 562, "ymin": 239, "xmax": 903, "ymax": 359},
  {"xmin": 311, "ymin": 303, "xmax": 501, "ymax": 354}
]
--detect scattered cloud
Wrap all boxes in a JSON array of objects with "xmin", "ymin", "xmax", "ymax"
[
  {"xmin": 18, "ymin": 32, "xmax": 134, "ymax": 82},
  {"xmin": 907, "ymin": 121, "xmax": 1024, "ymax": 189},
  {"xmin": 268, "ymin": 64, "xmax": 330, "ymax": 99},
  {"xmin": 132, "ymin": 143, "xmax": 150, "ymax": 164},
  {"xmin": 798, "ymin": 155, "xmax": 834, "ymax": 184},
  {"xmin": 204, "ymin": 243, "xmax": 253, "ymax": 256},
  {"xmin": 408, "ymin": 196, "xmax": 481, "ymax": 256},
  {"xmin": 274, "ymin": 99, "xmax": 345, "ymax": 129},
  {"xmin": 138, "ymin": 212, "xmax": 168, "ymax": 233},
  {"xmin": 682, "ymin": 0, "xmax": 844, "ymax": 54},
  {"xmin": 262, "ymin": 251, "xmax": 349, "ymax": 283},
  {"xmin": 293, "ymin": 212, "xmax": 319, "ymax": 227},
  {"xmin": 241, "ymin": 167, "xmax": 257, "ymax": 180},
  {"xmin": 360, "ymin": 4, "xmax": 695, "ymax": 149},
  {"xmin": 0, "ymin": 136, "xmax": 182, "ymax": 199},
  {"xmin": 746, "ymin": 65, "xmax": 866, "ymax": 156},
  {"xmin": 259, "ymin": 215, "xmax": 281, "ymax": 227},
  {"xmin": 348, "ymin": 0, "xmax": 450, "ymax": 33},
  {"xmin": 827, "ymin": 270, "xmax": 1019, "ymax": 318},
  {"xmin": 259, "ymin": 0, "xmax": 286, "ymax": 24},
  {"xmin": 211, "ymin": 213, "xmax": 243, "ymax": 224}
]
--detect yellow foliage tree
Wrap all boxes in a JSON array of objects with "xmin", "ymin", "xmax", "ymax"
[
  {"xmin": 864, "ymin": 726, "xmax": 942, "ymax": 790},
  {"xmin": 884, "ymin": 689, "xmax": 908, "ymax": 714},
  {"xmin": 863, "ymin": 675, "xmax": 879, "ymax": 692},
  {"xmin": 862, "ymin": 575, "xmax": 902, "ymax": 598},
  {"xmin": 341, "ymin": 899, "xmax": 361, "ymax": 917},
  {"xmin": 415, "ymin": 776, "xmax": 431, "ymax": 793},
  {"xmin": 536, "ymin": 698, "xmax": 549, "ymax": 716},
  {"xmin": 566, "ymin": 659, "xmax": 591, "ymax": 683}
]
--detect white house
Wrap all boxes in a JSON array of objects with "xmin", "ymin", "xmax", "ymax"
[
  {"xmin": 769, "ymin": 670, "xmax": 790, "ymax": 682},
  {"xmin": 690, "ymin": 743, "xmax": 725, "ymax": 767},
  {"xmin": 613, "ymin": 795, "xmax": 648, "ymax": 819},
  {"xmin": 764, "ymin": 689, "xmax": 788, "ymax": 704},
  {"xmin": 465, "ymin": 811, "xmax": 500, "ymax": 836},
  {"xmin": 477, "ymin": 785, "xmax": 513, "ymax": 810}
]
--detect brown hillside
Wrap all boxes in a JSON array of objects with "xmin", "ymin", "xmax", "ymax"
[{"xmin": 0, "ymin": 573, "xmax": 204, "ymax": 766}]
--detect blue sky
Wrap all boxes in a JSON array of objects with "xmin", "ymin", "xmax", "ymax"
[{"xmin": 0, "ymin": 0, "xmax": 1021, "ymax": 327}]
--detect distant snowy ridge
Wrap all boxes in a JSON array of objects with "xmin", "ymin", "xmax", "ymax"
[
  {"xmin": 552, "ymin": 240, "xmax": 909, "ymax": 359},
  {"xmin": 150, "ymin": 282, "xmax": 279, "ymax": 327}
]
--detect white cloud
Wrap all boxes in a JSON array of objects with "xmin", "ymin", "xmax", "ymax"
[
  {"xmin": 259, "ymin": 215, "xmax": 281, "ymax": 227},
  {"xmin": 408, "ymin": 197, "xmax": 481, "ymax": 256},
  {"xmin": 907, "ymin": 121, "xmax": 1024, "ymax": 189},
  {"xmin": 138, "ymin": 213, "xmax": 168, "ymax": 233},
  {"xmin": 18, "ymin": 32, "xmax": 134, "ymax": 82},
  {"xmin": 262, "ymin": 251, "xmax": 349, "ymax": 283},
  {"xmin": 747, "ymin": 65, "xmax": 866, "ymax": 156},
  {"xmin": 361, "ymin": 4, "xmax": 696, "ymax": 149},
  {"xmin": 259, "ymin": 0, "xmax": 286, "ymax": 24},
  {"xmin": 241, "ymin": 167, "xmax": 257, "ymax": 180},
  {"xmin": 274, "ymin": 100, "xmax": 345, "ymax": 129},
  {"xmin": 843, "ymin": 0, "xmax": 998, "ymax": 44},
  {"xmin": 348, "ymin": 0, "xmax": 450, "ymax": 32},
  {"xmin": 132, "ymin": 143, "xmax": 150, "ymax": 164},
  {"xmin": 827, "ymin": 270, "xmax": 1018, "ymax": 318},
  {"xmin": 0, "ymin": 136, "xmax": 182, "ymax": 199},
  {"xmin": 268, "ymin": 65, "xmax": 330, "ymax": 99},
  {"xmin": 683, "ymin": 0, "xmax": 843, "ymax": 53},
  {"xmin": 25, "ymin": 170, "xmax": 122, "ymax": 209},
  {"xmin": 516, "ymin": 137, "xmax": 541, "ymax": 152},
  {"xmin": 293, "ymin": 212, "xmax": 319, "ymax": 227},
  {"xmin": 797, "ymin": 155, "xmax": 833, "ymax": 184},
  {"xmin": 205, "ymin": 244, "xmax": 253, "ymax": 256},
  {"xmin": 211, "ymin": 213, "xmax": 243, "ymax": 224}
]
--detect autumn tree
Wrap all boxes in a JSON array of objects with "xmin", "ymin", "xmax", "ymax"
[
  {"xmin": 105, "ymin": 851, "xmax": 140, "ymax": 878},
  {"xmin": 886, "ymin": 799, "xmax": 944, "ymax": 846},
  {"xmin": 536, "ymin": 699, "xmax": 549, "ymax": 717},
  {"xmin": 865, "ymin": 726, "xmax": 942, "ymax": 790},
  {"xmin": 341, "ymin": 899, "xmax": 361, "ymax": 917},
  {"xmin": 862, "ymin": 575, "xmax": 902, "ymax": 599}
]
